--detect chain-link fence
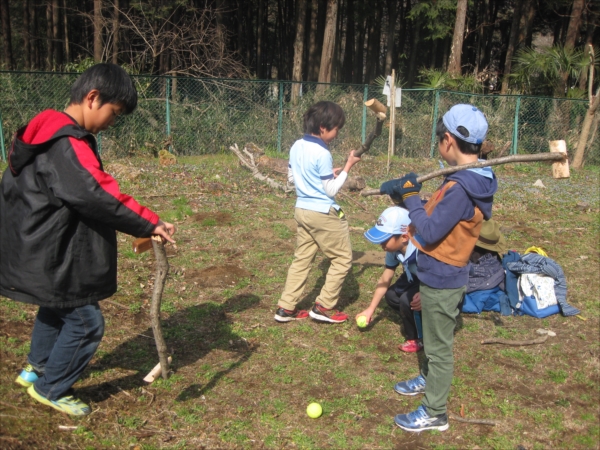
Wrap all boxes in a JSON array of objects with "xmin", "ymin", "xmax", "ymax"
[{"xmin": 1, "ymin": 71, "xmax": 598, "ymax": 164}]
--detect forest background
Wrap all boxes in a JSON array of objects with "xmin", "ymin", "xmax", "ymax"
[{"xmin": 0, "ymin": 0, "xmax": 598, "ymax": 97}]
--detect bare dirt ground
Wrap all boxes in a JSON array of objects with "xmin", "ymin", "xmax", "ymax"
[{"xmin": 0, "ymin": 154, "xmax": 598, "ymax": 449}]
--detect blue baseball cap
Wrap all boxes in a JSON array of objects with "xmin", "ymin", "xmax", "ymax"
[
  {"xmin": 364, "ymin": 207, "xmax": 411, "ymax": 244},
  {"xmin": 442, "ymin": 104, "xmax": 488, "ymax": 144}
]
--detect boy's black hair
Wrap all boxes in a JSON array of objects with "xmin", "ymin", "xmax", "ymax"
[
  {"xmin": 303, "ymin": 101, "xmax": 346, "ymax": 135},
  {"xmin": 69, "ymin": 63, "xmax": 138, "ymax": 114},
  {"xmin": 436, "ymin": 118, "xmax": 481, "ymax": 155}
]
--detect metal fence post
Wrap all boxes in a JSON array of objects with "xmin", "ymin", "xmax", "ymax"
[
  {"xmin": 0, "ymin": 109, "xmax": 6, "ymax": 161},
  {"xmin": 166, "ymin": 76, "xmax": 172, "ymax": 152},
  {"xmin": 430, "ymin": 90, "xmax": 441, "ymax": 158},
  {"xmin": 512, "ymin": 96, "xmax": 521, "ymax": 155},
  {"xmin": 362, "ymin": 85, "xmax": 368, "ymax": 144},
  {"xmin": 277, "ymin": 81, "xmax": 284, "ymax": 153}
]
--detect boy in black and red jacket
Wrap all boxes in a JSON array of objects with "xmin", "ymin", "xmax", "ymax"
[{"xmin": 0, "ymin": 63, "xmax": 175, "ymax": 416}]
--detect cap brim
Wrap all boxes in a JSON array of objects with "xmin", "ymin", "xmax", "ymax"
[{"xmin": 364, "ymin": 228, "xmax": 393, "ymax": 244}]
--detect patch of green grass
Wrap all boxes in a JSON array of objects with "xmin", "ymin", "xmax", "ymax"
[
  {"xmin": 273, "ymin": 222, "xmax": 294, "ymax": 240},
  {"xmin": 218, "ymin": 419, "xmax": 251, "ymax": 444},
  {"xmin": 546, "ymin": 369, "xmax": 568, "ymax": 383},
  {"xmin": 500, "ymin": 348, "xmax": 540, "ymax": 370}
]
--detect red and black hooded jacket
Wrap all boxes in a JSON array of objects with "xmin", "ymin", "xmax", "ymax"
[{"xmin": 0, "ymin": 110, "xmax": 158, "ymax": 308}]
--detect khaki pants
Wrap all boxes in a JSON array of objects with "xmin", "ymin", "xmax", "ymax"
[{"xmin": 279, "ymin": 207, "xmax": 352, "ymax": 310}]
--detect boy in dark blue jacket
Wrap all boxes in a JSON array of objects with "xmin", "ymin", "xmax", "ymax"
[
  {"xmin": 0, "ymin": 64, "xmax": 175, "ymax": 416},
  {"xmin": 380, "ymin": 104, "xmax": 497, "ymax": 432}
]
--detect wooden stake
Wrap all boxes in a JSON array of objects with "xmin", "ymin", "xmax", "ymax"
[{"xmin": 549, "ymin": 140, "xmax": 570, "ymax": 178}]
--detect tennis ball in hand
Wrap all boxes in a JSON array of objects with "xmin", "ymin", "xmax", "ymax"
[
  {"xmin": 306, "ymin": 402, "xmax": 323, "ymax": 419},
  {"xmin": 356, "ymin": 315, "xmax": 368, "ymax": 328}
]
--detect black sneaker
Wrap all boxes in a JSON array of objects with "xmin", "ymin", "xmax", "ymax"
[
  {"xmin": 309, "ymin": 303, "xmax": 348, "ymax": 323},
  {"xmin": 274, "ymin": 307, "xmax": 309, "ymax": 322}
]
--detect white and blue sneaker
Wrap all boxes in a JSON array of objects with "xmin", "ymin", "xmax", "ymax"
[
  {"xmin": 394, "ymin": 374, "xmax": 426, "ymax": 396},
  {"xmin": 15, "ymin": 365, "xmax": 40, "ymax": 388},
  {"xmin": 394, "ymin": 405, "xmax": 449, "ymax": 432}
]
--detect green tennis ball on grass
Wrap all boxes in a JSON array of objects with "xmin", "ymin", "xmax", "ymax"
[
  {"xmin": 306, "ymin": 402, "xmax": 322, "ymax": 419},
  {"xmin": 356, "ymin": 315, "xmax": 368, "ymax": 328}
]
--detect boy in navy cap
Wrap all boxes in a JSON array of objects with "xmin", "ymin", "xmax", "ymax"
[
  {"xmin": 357, "ymin": 206, "xmax": 423, "ymax": 352},
  {"xmin": 380, "ymin": 104, "xmax": 497, "ymax": 432}
]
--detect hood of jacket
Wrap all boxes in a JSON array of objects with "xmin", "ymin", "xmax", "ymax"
[
  {"xmin": 9, "ymin": 110, "xmax": 93, "ymax": 176},
  {"xmin": 446, "ymin": 167, "xmax": 497, "ymax": 219}
]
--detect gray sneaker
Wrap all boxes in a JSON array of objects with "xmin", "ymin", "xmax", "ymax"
[{"xmin": 394, "ymin": 374, "xmax": 426, "ymax": 396}]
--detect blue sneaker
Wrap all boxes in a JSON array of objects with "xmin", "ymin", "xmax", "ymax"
[
  {"xmin": 15, "ymin": 365, "xmax": 40, "ymax": 388},
  {"xmin": 394, "ymin": 405, "xmax": 449, "ymax": 432},
  {"xmin": 394, "ymin": 374, "xmax": 426, "ymax": 396}
]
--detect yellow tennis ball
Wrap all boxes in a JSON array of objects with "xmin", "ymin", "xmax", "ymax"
[
  {"xmin": 306, "ymin": 402, "xmax": 322, "ymax": 419},
  {"xmin": 356, "ymin": 315, "xmax": 368, "ymax": 328}
]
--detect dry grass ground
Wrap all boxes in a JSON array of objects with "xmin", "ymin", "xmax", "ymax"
[{"xmin": 0, "ymin": 153, "xmax": 598, "ymax": 449}]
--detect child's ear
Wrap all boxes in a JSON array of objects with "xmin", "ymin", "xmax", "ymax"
[{"xmin": 85, "ymin": 89, "xmax": 101, "ymax": 109}]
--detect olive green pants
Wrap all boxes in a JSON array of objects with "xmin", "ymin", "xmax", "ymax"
[
  {"xmin": 420, "ymin": 283, "xmax": 465, "ymax": 416},
  {"xmin": 279, "ymin": 207, "xmax": 352, "ymax": 311}
]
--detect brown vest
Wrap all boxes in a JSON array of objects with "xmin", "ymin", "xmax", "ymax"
[{"xmin": 408, "ymin": 181, "xmax": 483, "ymax": 267}]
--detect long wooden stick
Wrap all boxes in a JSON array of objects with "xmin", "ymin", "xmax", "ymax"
[
  {"xmin": 449, "ymin": 414, "xmax": 498, "ymax": 426},
  {"xmin": 361, "ymin": 152, "xmax": 568, "ymax": 197},
  {"xmin": 481, "ymin": 335, "xmax": 548, "ymax": 346},
  {"xmin": 150, "ymin": 236, "xmax": 170, "ymax": 380}
]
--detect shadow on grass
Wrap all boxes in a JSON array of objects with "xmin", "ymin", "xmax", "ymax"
[
  {"xmin": 295, "ymin": 259, "xmax": 368, "ymax": 312},
  {"xmin": 80, "ymin": 293, "xmax": 260, "ymax": 403}
]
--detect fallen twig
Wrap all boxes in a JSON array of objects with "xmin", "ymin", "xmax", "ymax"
[
  {"xmin": 230, "ymin": 144, "xmax": 292, "ymax": 193},
  {"xmin": 104, "ymin": 300, "xmax": 129, "ymax": 310},
  {"xmin": 337, "ymin": 191, "xmax": 369, "ymax": 211},
  {"xmin": 481, "ymin": 335, "xmax": 548, "ymax": 346},
  {"xmin": 449, "ymin": 413, "xmax": 498, "ymax": 426}
]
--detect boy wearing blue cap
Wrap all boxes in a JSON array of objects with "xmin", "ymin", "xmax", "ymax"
[
  {"xmin": 380, "ymin": 104, "xmax": 497, "ymax": 432},
  {"xmin": 358, "ymin": 206, "xmax": 423, "ymax": 353}
]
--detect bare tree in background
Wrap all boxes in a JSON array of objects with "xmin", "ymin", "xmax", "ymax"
[{"xmin": 85, "ymin": 2, "xmax": 246, "ymax": 77}]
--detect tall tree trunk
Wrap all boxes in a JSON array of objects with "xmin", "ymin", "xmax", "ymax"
[
  {"xmin": 384, "ymin": 0, "xmax": 397, "ymax": 75},
  {"xmin": 24, "ymin": 0, "xmax": 31, "ymax": 69},
  {"xmin": 518, "ymin": 0, "xmax": 536, "ymax": 48},
  {"xmin": 500, "ymin": 0, "xmax": 524, "ymax": 94},
  {"xmin": 256, "ymin": 0, "xmax": 266, "ymax": 78},
  {"xmin": 341, "ymin": 0, "xmax": 354, "ymax": 83},
  {"xmin": 52, "ymin": 0, "xmax": 61, "ymax": 66},
  {"xmin": 0, "ymin": 0, "xmax": 13, "ymax": 69},
  {"xmin": 564, "ymin": 0, "xmax": 584, "ymax": 49},
  {"xmin": 317, "ymin": 0, "xmax": 338, "ymax": 88},
  {"xmin": 94, "ymin": 0, "xmax": 103, "ymax": 62},
  {"xmin": 475, "ymin": 0, "xmax": 489, "ymax": 71},
  {"xmin": 407, "ymin": 15, "xmax": 421, "ymax": 87},
  {"xmin": 111, "ymin": 0, "xmax": 119, "ymax": 63},
  {"xmin": 292, "ymin": 0, "xmax": 307, "ymax": 103},
  {"xmin": 365, "ymin": 0, "xmax": 382, "ymax": 83},
  {"xmin": 31, "ymin": 0, "xmax": 39, "ymax": 70},
  {"xmin": 46, "ymin": 1, "xmax": 53, "ymax": 69},
  {"xmin": 448, "ymin": 0, "xmax": 468, "ymax": 75},
  {"xmin": 353, "ymin": 15, "xmax": 366, "ymax": 83},
  {"xmin": 307, "ymin": 0, "xmax": 321, "ymax": 81},
  {"xmin": 62, "ymin": 0, "xmax": 70, "ymax": 63}
]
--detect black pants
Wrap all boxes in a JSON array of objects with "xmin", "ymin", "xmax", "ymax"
[{"xmin": 384, "ymin": 272, "xmax": 420, "ymax": 341}]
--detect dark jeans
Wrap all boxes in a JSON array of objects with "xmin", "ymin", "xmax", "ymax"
[
  {"xmin": 384, "ymin": 273, "xmax": 420, "ymax": 340},
  {"xmin": 28, "ymin": 303, "xmax": 104, "ymax": 400}
]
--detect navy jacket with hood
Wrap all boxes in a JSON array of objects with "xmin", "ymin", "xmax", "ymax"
[
  {"xmin": 0, "ymin": 110, "xmax": 158, "ymax": 308},
  {"xmin": 404, "ymin": 168, "xmax": 497, "ymax": 289}
]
